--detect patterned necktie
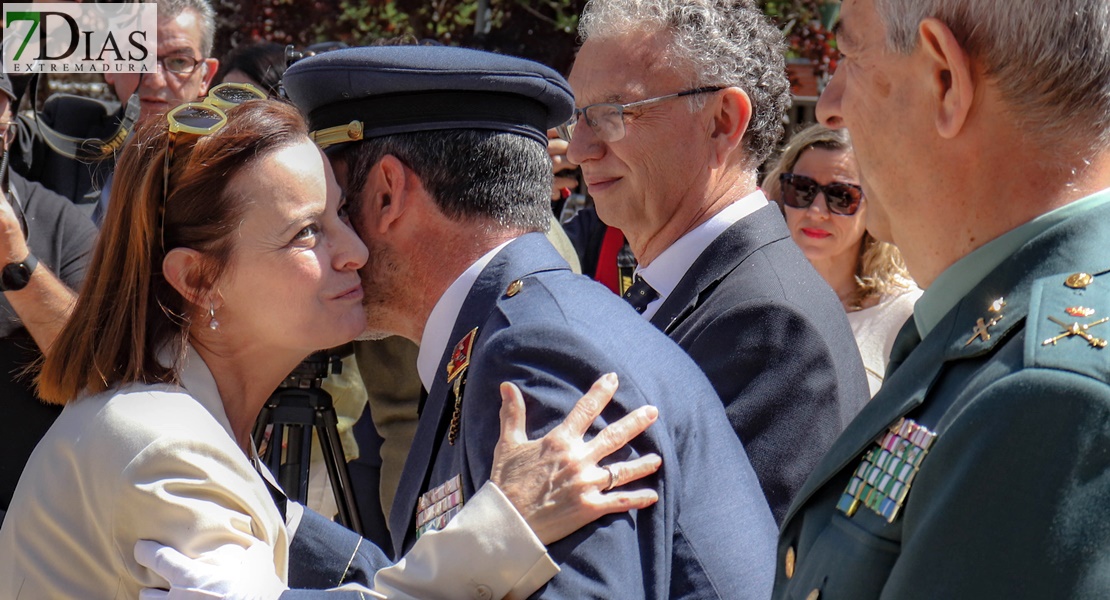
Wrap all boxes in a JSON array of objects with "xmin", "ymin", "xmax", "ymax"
[{"xmin": 623, "ymin": 275, "xmax": 660, "ymax": 314}]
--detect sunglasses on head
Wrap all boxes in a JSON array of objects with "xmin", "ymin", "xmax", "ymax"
[
  {"xmin": 160, "ymin": 83, "xmax": 267, "ymax": 250},
  {"xmin": 778, "ymin": 172, "xmax": 864, "ymax": 216}
]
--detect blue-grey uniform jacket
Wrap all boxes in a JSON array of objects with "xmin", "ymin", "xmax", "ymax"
[
  {"xmin": 286, "ymin": 233, "xmax": 777, "ymax": 598},
  {"xmin": 396, "ymin": 233, "xmax": 776, "ymax": 598}
]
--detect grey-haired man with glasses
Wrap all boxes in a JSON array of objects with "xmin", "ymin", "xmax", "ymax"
[
  {"xmin": 102, "ymin": 0, "xmax": 219, "ymax": 124},
  {"xmin": 561, "ymin": 0, "xmax": 870, "ymax": 523}
]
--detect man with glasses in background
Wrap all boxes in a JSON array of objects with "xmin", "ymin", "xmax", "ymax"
[
  {"xmin": 561, "ymin": 0, "xmax": 869, "ymax": 523},
  {"xmin": 10, "ymin": 0, "xmax": 219, "ymax": 215},
  {"xmin": 0, "ymin": 71, "xmax": 97, "ymax": 524}
]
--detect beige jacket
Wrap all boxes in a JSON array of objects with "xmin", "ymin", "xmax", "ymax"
[{"xmin": 0, "ymin": 347, "xmax": 556, "ymax": 599}]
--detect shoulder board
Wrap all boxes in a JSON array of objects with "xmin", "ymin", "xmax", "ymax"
[{"xmin": 1025, "ymin": 270, "xmax": 1110, "ymax": 379}]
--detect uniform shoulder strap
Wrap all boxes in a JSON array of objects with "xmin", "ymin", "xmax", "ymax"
[{"xmin": 1025, "ymin": 269, "xmax": 1110, "ymax": 380}]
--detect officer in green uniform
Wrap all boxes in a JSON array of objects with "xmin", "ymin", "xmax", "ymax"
[{"xmin": 774, "ymin": 0, "xmax": 1110, "ymax": 597}]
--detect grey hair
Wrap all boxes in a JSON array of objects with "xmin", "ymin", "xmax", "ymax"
[
  {"xmin": 578, "ymin": 0, "xmax": 791, "ymax": 168},
  {"xmin": 157, "ymin": 0, "xmax": 217, "ymax": 58},
  {"xmin": 876, "ymin": 0, "xmax": 1110, "ymax": 150},
  {"xmin": 334, "ymin": 130, "xmax": 553, "ymax": 233}
]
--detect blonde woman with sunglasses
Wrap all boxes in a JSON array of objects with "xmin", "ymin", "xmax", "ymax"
[
  {"xmin": 0, "ymin": 91, "xmax": 661, "ymax": 599},
  {"xmin": 763, "ymin": 124, "xmax": 922, "ymax": 396}
]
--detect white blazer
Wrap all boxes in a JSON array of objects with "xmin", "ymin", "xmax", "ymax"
[{"xmin": 0, "ymin": 346, "xmax": 555, "ymax": 599}]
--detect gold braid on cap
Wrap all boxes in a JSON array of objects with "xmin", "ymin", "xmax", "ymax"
[{"xmin": 311, "ymin": 120, "xmax": 364, "ymax": 148}]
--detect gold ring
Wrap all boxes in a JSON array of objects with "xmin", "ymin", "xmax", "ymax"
[{"xmin": 603, "ymin": 464, "xmax": 617, "ymax": 492}]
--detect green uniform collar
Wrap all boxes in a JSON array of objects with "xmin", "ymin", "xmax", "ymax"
[{"xmin": 914, "ymin": 188, "xmax": 1110, "ymax": 338}]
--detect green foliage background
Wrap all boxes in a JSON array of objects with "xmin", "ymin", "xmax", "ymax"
[
  {"xmin": 211, "ymin": 0, "xmax": 840, "ymax": 86},
  {"xmin": 213, "ymin": 0, "xmax": 588, "ymax": 75}
]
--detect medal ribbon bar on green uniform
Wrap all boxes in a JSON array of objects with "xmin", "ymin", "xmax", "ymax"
[{"xmin": 837, "ymin": 418, "xmax": 938, "ymax": 522}]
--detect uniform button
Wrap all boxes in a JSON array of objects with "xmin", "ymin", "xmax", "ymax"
[
  {"xmin": 473, "ymin": 584, "xmax": 493, "ymax": 600},
  {"xmin": 506, "ymin": 279, "xmax": 524, "ymax": 297},
  {"xmin": 784, "ymin": 546, "xmax": 796, "ymax": 579},
  {"xmin": 806, "ymin": 589, "xmax": 820, "ymax": 600}
]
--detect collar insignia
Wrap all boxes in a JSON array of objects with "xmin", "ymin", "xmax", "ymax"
[
  {"xmin": 964, "ymin": 297, "xmax": 1006, "ymax": 346},
  {"xmin": 446, "ymin": 327, "xmax": 478, "ymax": 383}
]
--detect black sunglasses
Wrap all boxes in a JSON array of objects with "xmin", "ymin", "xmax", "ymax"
[{"xmin": 779, "ymin": 172, "xmax": 864, "ymax": 216}]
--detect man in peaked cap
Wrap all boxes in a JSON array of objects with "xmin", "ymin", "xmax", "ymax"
[{"xmin": 279, "ymin": 45, "xmax": 777, "ymax": 598}]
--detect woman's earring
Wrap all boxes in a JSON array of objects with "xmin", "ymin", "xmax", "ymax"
[{"xmin": 208, "ymin": 304, "xmax": 220, "ymax": 331}]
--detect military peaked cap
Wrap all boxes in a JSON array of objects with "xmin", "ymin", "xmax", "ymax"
[{"xmin": 281, "ymin": 45, "xmax": 574, "ymax": 148}]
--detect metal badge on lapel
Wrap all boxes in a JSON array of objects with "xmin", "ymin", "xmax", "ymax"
[
  {"xmin": 446, "ymin": 327, "xmax": 478, "ymax": 382},
  {"xmin": 837, "ymin": 418, "xmax": 938, "ymax": 523},
  {"xmin": 446, "ymin": 328, "xmax": 478, "ymax": 445},
  {"xmin": 965, "ymin": 297, "xmax": 1006, "ymax": 346},
  {"xmin": 415, "ymin": 475, "xmax": 464, "ymax": 539}
]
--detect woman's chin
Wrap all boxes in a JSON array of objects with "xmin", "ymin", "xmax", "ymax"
[
  {"xmin": 308, "ymin": 315, "xmax": 368, "ymax": 351},
  {"xmin": 339, "ymin": 313, "xmax": 370, "ymax": 343}
]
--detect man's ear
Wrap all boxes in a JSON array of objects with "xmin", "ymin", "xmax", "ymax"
[
  {"xmin": 709, "ymin": 87, "xmax": 752, "ymax": 167},
  {"xmin": 197, "ymin": 58, "xmax": 220, "ymax": 97},
  {"xmin": 364, "ymin": 155, "xmax": 411, "ymax": 235},
  {"xmin": 162, "ymin": 247, "xmax": 212, "ymax": 308},
  {"xmin": 919, "ymin": 18, "xmax": 974, "ymax": 139}
]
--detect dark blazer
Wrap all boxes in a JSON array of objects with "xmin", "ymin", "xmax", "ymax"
[
  {"xmin": 652, "ymin": 203, "xmax": 869, "ymax": 523},
  {"xmin": 774, "ymin": 200, "xmax": 1110, "ymax": 599},
  {"xmin": 381, "ymin": 233, "xmax": 777, "ymax": 599}
]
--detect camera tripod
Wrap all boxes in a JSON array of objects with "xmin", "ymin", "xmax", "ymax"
[{"xmin": 252, "ymin": 350, "xmax": 364, "ymax": 536}]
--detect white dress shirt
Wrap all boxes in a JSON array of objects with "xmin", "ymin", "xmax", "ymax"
[
  {"xmin": 417, "ymin": 239, "xmax": 514, "ymax": 391},
  {"xmin": 636, "ymin": 190, "xmax": 769, "ymax": 320}
]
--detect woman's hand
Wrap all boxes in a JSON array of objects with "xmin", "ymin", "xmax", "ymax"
[{"xmin": 490, "ymin": 373, "xmax": 662, "ymax": 545}]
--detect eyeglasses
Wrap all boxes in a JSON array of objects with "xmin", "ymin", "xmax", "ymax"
[
  {"xmin": 160, "ymin": 83, "xmax": 266, "ymax": 249},
  {"xmin": 779, "ymin": 172, "xmax": 864, "ymax": 216},
  {"xmin": 158, "ymin": 54, "xmax": 203, "ymax": 76},
  {"xmin": 555, "ymin": 86, "xmax": 724, "ymax": 143}
]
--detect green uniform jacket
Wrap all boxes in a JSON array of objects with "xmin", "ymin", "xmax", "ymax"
[{"xmin": 774, "ymin": 202, "xmax": 1110, "ymax": 599}]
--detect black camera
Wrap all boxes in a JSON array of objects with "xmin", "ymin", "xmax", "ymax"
[{"xmin": 278, "ymin": 343, "xmax": 352, "ymax": 389}]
